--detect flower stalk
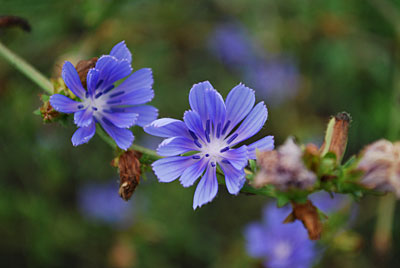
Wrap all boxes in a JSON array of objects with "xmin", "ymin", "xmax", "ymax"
[{"xmin": 0, "ymin": 41, "xmax": 53, "ymax": 94}]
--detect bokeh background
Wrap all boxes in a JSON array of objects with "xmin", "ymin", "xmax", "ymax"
[{"xmin": 1, "ymin": 0, "xmax": 400, "ymax": 267}]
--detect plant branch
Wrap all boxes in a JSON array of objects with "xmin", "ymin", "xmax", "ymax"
[{"xmin": 0, "ymin": 41, "xmax": 53, "ymax": 94}]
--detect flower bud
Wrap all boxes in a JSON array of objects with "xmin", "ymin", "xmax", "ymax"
[
  {"xmin": 75, "ymin": 57, "xmax": 98, "ymax": 88},
  {"xmin": 320, "ymin": 112, "xmax": 351, "ymax": 163},
  {"xmin": 113, "ymin": 150, "xmax": 142, "ymax": 201},
  {"xmin": 254, "ymin": 138, "xmax": 316, "ymax": 190},
  {"xmin": 358, "ymin": 139, "xmax": 400, "ymax": 197},
  {"xmin": 284, "ymin": 200, "xmax": 323, "ymax": 240}
]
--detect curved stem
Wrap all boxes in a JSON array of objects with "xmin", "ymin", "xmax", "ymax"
[{"xmin": 0, "ymin": 41, "xmax": 53, "ymax": 94}]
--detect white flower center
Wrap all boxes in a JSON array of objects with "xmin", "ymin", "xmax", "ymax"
[{"xmin": 273, "ymin": 241, "xmax": 292, "ymax": 261}]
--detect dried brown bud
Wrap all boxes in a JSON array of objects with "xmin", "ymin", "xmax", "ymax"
[
  {"xmin": 75, "ymin": 57, "xmax": 98, "ymax": 88},
  {"xmin": 358, "ymin": 139, "xmax": 400, "ymax": 197},
  {"xmin": 284, "ymin": 200, "xmax": 323, "ymax": 240},
  {"xmin": 39, "ymin": 94, "xmax": 60, "ymax": 122},
  {"xmin": 0, "ymin": 15, "xmax": 31, "ymax": 32},
  {"xmin": 254, "ymin": 138, "xmax": 316, "ymax": 190},
  {"xmin": 116, "ymin": 150, "xmax": 142, "ymax": 201},
  {"xmin": 320, "ymin": 112, "xmax": 351, "ymax": 163}
]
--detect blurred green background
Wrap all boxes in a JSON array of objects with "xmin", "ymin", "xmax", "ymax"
[{"xmin": 1, "ymin": 0, "xmax": 400, "ymax": 267}]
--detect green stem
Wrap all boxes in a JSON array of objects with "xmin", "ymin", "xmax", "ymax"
[{"xmin": 0, "ymin": 41, "xmax": 53, "ymax": 94}]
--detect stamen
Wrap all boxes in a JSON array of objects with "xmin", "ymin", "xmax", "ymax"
[
  {"xmin": 211, "ymin": 162, "xmax": 216, "ymax": 167},
  {"xmin": 206, "ymin": 119, "xmax": 210, "ymax": 134},
  {"xmin": 221, "ymin": 120, "xmax": 231, "ymax": 135},
  {"xmin": 205, "ymin": 154, "xmax": 210, "ymax": 157},
  {"xmin": 110, "ymin": 91, "xmax": 124, "ymax": 98},
  {"xmin": 192, "ymin": 155, "xmax": 201, "ymax": 159},
  {"xmin": 102, "ymin": 117, "xmax": 113, "ymax": 126},
  {"xmin": 92, "ymin": 107, "xmax": 98, "ymax": 111},
  {"xmin": 227, "ymin": 133, "xmax": 238, "ymax": 144},
  {"xmin": 189, "ymin": 130, "xmax": 198, "ymax": 140},
  {"xmin": 103, "ymin": 85, "xmax": 115, "ymax": 94},
  {"xmin": 220, "ymin": 147, "xmax": 229, "ymax": 153},
  {"xmin": 205, "ymin": 131, "xmax": 210, "ymax": 143},
  {"xmin": 96, "ymin": 79, "xmax": 104, "ymax": 89},
  {"xmin": 216, "ymin": 123, "xmax": 221, "ymax": 138},
  {"xmin": 194, "ymin": 140, "xmax": 202, "ymax": 148},
  {"xmin": 95, "ymin": 92, "xmax": 103, "ymax": 99},
  {"xmin": 77, "ymin": 104, "xmax": 84, "ymax": 109},
  {"xmin": 107, "ymin": 100, "xmax": 121, "ymax": 105}
]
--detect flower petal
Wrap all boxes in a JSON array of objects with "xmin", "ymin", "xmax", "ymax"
[
  {"xmin": 144, "ymin": 118, "xmax": 191, "ymax": 138},
  {"xmin": 110, "ymin": 41, "xmax": 132, "ymax": 63},
  {"xmin": 74, "ymin": 108, "xmax": 93, "ymax": 127},
  {"xmin": 99, "ymin": 118, "xmax": 134, "ymax": 150},
  {"xmin": 152, "ymin": 156, "xmax": 195, "ymax": 183},
  {"xmin": 62, "ymin": 61, "xmax": 86, "ymax": 99},
  {"xmin": 111, "ymin": 68, "xmax": 153, "ymax": 95},
  {"xmin": 244, "ymin": 223, "xmax": 268, "ymax": 258},
  {"xmin": 189, "ymin": 81, "xmax": 214, "ymax": 122},
  {"xmin": 247, "ymin": 136, "xmax": 274, "ymax": 159},
  {"xmin": 206, "ymin": 87, "xmax": 226, "ymax": 127},
  {"xmin": 96, "ymin": 55, "xmax": 132, "ymax": 89},
  {"xmin": 227, "ymin": 101, "xmax": 268, "ymax": 145},
  {"xmin": 221, "ymin": 145, "xmax": 248, "ymax": 170},
  {"xmin": 123, "ymin": 105, "xmax": 158, "ymax": 127},
  {"xmin": 86, "ymin": 68, "xmax": 99, "ymax": 95},
  {"xmin": 219, "ymin": 162, "xmax": 245, "ymax": 195},
  {"xmin": 180, "ymin": 158, "xmax": 208, "ymax": 187},
  {"xmin": 103, "ymin": 112, "xmax": 138, "ymax": 128},
  {"xmin": 193, "ymin": 164, "xmax": 218, "ymax": 209},
  {"xmin": 157, "ymin": 136, "xmax": 198, "ymax": 156},
  {"xmin": 183, "ymin": 110, "xmax": 204, "ymax": 139},
  {"xmin": 50, "ymin": 94, "xmax": 80, "ymax": 113},
  {"xmin": 105, "ymin": 68, "xmax": 154, "ymax": 106},
  {"xmin": 71, "ymin": 121, "xmax": 96, "ymax": 146},
  {"xmin": 225, "ymin": 83, "xmax": 255, "ymax": 133}
]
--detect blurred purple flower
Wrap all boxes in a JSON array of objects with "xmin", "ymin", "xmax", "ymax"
[
  {"xmin": 309, "ymin": 192, "xmax": 349, "ymax": 214},
  {"xmin": 77, "ymin": 181, "xmax": 134, "ymax": 227},
  {"xmin": 208, "ymin": 22, "xmax": 300, "ymax": 105},
  {"xmin": 244, "ymin": 204, "xmax": 318, "ymax": 268},
  {"xmin": 208, "ymin": 23, "xmax": 255, "ymax": 68}
]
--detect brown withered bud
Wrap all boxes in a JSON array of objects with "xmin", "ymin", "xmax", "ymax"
[
  {"xmin": 115, "ymin": 150, "xmax": 142, "ymax": 201},
  {"xmin": 320, "ymin": 112, "xmax": 351, "ymax": 163},
  {"xmin": 75, "ymin": 57, "xmax": 98, "ymax": 88},
  {"xmin": 358, "ymin": 139, "xmax": 400, "ymax": 197},
  {"xmin": 284, "ymin": 200, "xmax": 323, "ymax": 240},
  {"xmin": 253, "ymin": 138, "xmax": 316, "ymax": 190},
  {"xmin": 0, "ymin": 15, "xmax": 31, "ymax": 32},
  {"xmin": 39, "ymin": 94, "xmax": 60, "ymax": 122}
]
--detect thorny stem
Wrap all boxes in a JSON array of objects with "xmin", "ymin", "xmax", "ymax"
[{"xmin": 0, "ymin": 41, "xmax": 53, "ymax": 94}]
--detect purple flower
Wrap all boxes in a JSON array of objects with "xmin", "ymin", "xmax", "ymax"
[
  {"xmin": 208, "ymin": 23, "xmax": 256, "ymax": 68},
  {"xmin": 144, "ymin": 81, "xmax": 274, "ymax": 209},
  {"xmin": 208, "ymin": 22, "xmax": 300, "ymax": 105},
  {"xmin": 309, "ymin": 192, "xmax": 349, "ymax": 214},
  {"xmin": 50, "ymin": 41, "xmax": 158, "ymax": 150},
  {"xmin": 77, "ymin": 181, "xmax": 134, "ymax": 227},
  {"xmin": 244, "ymin": 204, "xmax": 317, "ymax": 268}
]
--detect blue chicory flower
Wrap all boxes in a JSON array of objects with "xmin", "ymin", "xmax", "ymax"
[
  {"xmin": 244, "ymin": 204, "xmax": 318, "ymax": 268},
  {"xmin": 144, "ymin": 81, "xmax": 274, "ymax": 209},
  {"xmin": 50, "ymin": 41, "xmax": 158, "ymax": 150}
]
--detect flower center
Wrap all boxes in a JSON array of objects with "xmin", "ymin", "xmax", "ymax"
[{"xmin": 273, "ymin": 241, "xmax": 292, "ymax": 261}]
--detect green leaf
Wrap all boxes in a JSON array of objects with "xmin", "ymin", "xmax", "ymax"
[
  {"xmin": 33, "ymin": 108, "xmax": 41, "ymax": 115},
  {"xmin": 276, "ymin": 194, "xmax": 290, "ymax": 207}
]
